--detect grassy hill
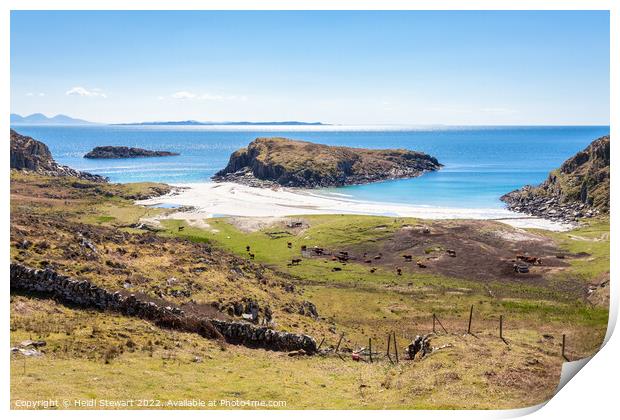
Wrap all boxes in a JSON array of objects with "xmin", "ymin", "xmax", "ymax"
[{"xmin": 10, "ymin": 171, "xmax": 609, "ymax": 409}]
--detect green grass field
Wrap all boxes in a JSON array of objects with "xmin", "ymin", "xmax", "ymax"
[{"xmin": 10, "ymin": 174, "xmax": 610, "ymax": 409}]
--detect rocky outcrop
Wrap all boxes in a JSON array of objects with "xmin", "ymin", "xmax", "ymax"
[
  {"xmin": 213, "ymin": 137, "xmax": 441, "ymax": 188},
  {"xmin": 10, "ymin": 262, "xmax": 317, "ymax": 354},
  {"xmin": 84, "ymin": 146, "xmax": 179, "ymax": 159},
  {"xmin": 501, "ymin": 136, "xmax": 610, "ymax": 222},
  {"xmin": 10, "ymin": 130, "xmax": 107, "ymax": 182}
]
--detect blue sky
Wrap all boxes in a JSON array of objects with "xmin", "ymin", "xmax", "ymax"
[{"xmin": 10, "ymin": 10, "xmax": 609, "ymax": 124}]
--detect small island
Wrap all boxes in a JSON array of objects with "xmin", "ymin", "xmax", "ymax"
[
  {"xmin": 84, "ymin": 146, "xmax": 179, "ymax": 159},
  {"xmin": 213, "ymin": 137, "xmax": 442, "ymax": 188}
]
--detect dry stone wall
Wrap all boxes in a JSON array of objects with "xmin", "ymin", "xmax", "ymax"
[{"xmin": 10, "ymin": 262, "xmax": 317, "ymax": 354}]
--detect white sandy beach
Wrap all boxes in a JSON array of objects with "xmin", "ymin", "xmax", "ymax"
[{"xmin": 136, "ymin": 182, "xmax": 574, "ymax": 232}]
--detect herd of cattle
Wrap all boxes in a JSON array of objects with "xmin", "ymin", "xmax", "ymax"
[{"xmin": 243, "ymin": 241, "xmax": 549, "ymax": 277}]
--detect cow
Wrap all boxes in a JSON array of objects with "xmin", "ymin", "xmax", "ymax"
[
  {"xmin": 516, "ymin": 255, "xmax": 542, "ymax": 265},
  {"xmin": 370, "ymin": 268, "xmax": 376, "ymax": 273},
  {"xmin": 178, "ymin": 226, "xmax": 185, "ymax": 232},
  {"xmin": 291, "ymin": 258, "xmax": 302, "ymax": 266},
  {"xmin": 446, "ymin": 249, "xmax": 457, "ymax": 257},
  {"xmin": 287, "ymin": 242, "xmax": 292, "ymax": 249},
  {"xmin": 396, "ymin": 267, "xmax": 402, "ymax": 276},
  {"xmin": 331, "ymin": 267, "xmax": 342, "ymax": 272},
  {"xmin": 246, "ymin": 245, "xmax": 251, "ymax": 252},
  {"xmin": 402, "ymin": 254, "xmax": 413, "ymax": 262},
  {"xmin": 416, "ymin": 261, "xmax": 427, "ymax": 268},
  {"xmin": 248, "ymin": 253, "xmax": 255, "ymax": 260}
]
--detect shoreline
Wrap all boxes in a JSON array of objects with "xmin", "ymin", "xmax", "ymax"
[{"xmin": 136, "ymin": 182, "xmax": 575, "ymax": 231}]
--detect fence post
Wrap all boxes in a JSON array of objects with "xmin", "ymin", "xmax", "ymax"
[
  {"xmin": 435, "ymin": 314, "xmax": 448, "ymax": 334},
  {"xmin": 432, "ymin": 314, "xmax": 436, "ymax": 334},
  {"xmin": 335, "ymin": 332, "xmax": 345, "ymax": 353},
  {"xmin": 317, "ymin": 337, "xmax": 325, "ymax": 352},
  {"xmin": 500, "ymin": 315, "xmax": 507, "ymax": 344},
  {"xmin": 386, "ymin": 333, "xmax": 393, "ymax": 363},
  {"xmin": 467, "ymin": 305, "xmax": 474, "ymax": 334},
  {"xmin": 393, "ymin": 332, "xmax": 399, "ymax": 363},
  {"xmin": 499, "ymin": 315, "xmax": 503, "ymax": 339},
  {"xmin": 368, "ymin": 338, "xmax": 373, "ymax": 363},
  {"xmin": 562, "ymin": 334, "xmax": 569, "ymax": 362}
]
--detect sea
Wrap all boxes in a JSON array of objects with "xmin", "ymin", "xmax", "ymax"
[{"xmin": 10, "ymin": 125, "xmax": 610, "ymax": 210}]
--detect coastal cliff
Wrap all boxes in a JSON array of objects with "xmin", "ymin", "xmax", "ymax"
[
  {"xmin": 10, "ymin": 129, "xmax": 107, "ymax": 182},
  {"xmin": 213, "ymin": 137, "xmax": 442, "ymax": 188},
  {"xmin": 84, "ymin": 146, "xmax": 179, "ymax": 159},
  {"xmin": 501, "ymin": 135, "xmax": 610, "ymax": 222}
]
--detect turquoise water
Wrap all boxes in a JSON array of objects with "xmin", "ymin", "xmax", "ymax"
[{"xmin": 11, "ymin": 125, "xmax": 609, "ymax": 209}]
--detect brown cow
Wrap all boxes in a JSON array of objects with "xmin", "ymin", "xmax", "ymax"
[
  {"xmin": 402, "ymin": 254, "xmax": 413, "ymax": 261},
  {"xmin": 370, "ymin": 268, "xmax": 376, "ymax": 273},
  {"xmin": 291, "ymin": 258, "xmax": 302, "ymax": 266},
  {"xmin": 331, "ymin": 267, "xmax": 342, "ymax": 272},
  {"xmin": 516, "ymin": 255, "xmax": 542, "ymax": 265}
]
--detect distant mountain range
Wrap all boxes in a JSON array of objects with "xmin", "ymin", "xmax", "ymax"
[
  {"xmin": 11, "ymin": 113, "xmax": 96, "ymax": 125},
  {"xmin": 114, "ymin": 120, "xmax": 328, "ymax": 126},
  {"xmin": 10, "ymin": 113, "xmax": 327, "ymax": 126}
]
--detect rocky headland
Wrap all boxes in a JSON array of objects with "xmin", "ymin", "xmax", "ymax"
[
  {"xmin": 501, "ymin": 135, "xmax": 610, "ymax": 223},
  {"xmin": 212, "ymin": 137, "xmax": 442, "ymax": 188},
  {"xmin": 84, "ymin": 146, "xmax": 179, "ymax": 159},
  {"xmin": 10, "ymin": 129, "xmax": 107, "ymax": 182}
]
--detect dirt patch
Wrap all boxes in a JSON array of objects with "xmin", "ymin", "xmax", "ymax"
[
  {"xmin": 228, "ymin": 216, "xmax": 309, "ymax": 233},
  {"xmin": 142, "ymin": 212, "xmax": 216, "ymax": 232},
  {"xmin": 309, "ymin": 220, "xmax": 579, "ymax": 285}
]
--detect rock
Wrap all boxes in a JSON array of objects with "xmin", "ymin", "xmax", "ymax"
[
  {"xmin": 19, "ymin": 340, "xmax": 47, "ymax": 348},
  {"xmin": 501, "ymin": 135, "xmax": 609, "ymax": 222},
  {"xmin": 212, "ymin": 137, "xmax": 441, "ymax": 188},
  {"xmin": 10, "ymin": 130, "xmax": 107, "ymax": 182},
  {"xmin": 299, "ymin": 300, "xmax": 319, "ymax": 318},
  {"xmin": 84, "ymin": 146, "xmax": 180, "ymax": 159},
  {"xmin": 12, "ymin": 347, "xmax": 43, "ymax": 357}
]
